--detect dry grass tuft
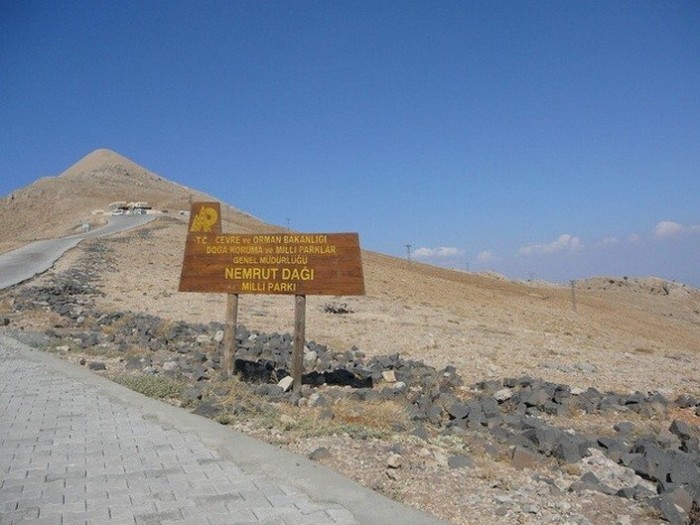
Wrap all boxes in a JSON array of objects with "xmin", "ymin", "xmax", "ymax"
[
  {"xmin": 330, "ymin": 397, "xmax": 408, "ymax": 430},
  {"xmin": 211, "ymin": 379, "xmax": 410, "ymax": 441},
  {"xmin": 218, "ymin": 378, "xmax": 276, "ymax": 414},
  {"xmin": 112, "ymin": 374, "xmax": 184, "ymax": 399},
  {"xmin": 272, "ymin": 397, "xmax": 410, "ymax": 440}
]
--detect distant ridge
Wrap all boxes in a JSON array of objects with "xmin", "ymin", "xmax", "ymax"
[{"xmin": 0, "ymin": 148, "xmax": 273, "ymax": 251}]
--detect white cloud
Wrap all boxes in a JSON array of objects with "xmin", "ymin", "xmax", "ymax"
[
  {"xmin": 476, "ymin": 250, "xmax": 498, "ymax": 263},
  {"xmin": 653, "ymin": 220, "xmax": 700, "ymax": 237},
  {"xmin": 518, "ymin": 234, "xmax": 582, "ymax": 256},
  {"xmin": 598, "ymin": 236, "xmax": 619, "ymax": 247},
  {"xmin": 653, "ymin": 220, "xmax": 683, "ymax": 237},
  {"xmin": 629, "ymin": 233, "xmax": 641, "ymax": 243},
  {"xmin": 413, "ymin": 246, "xmax": 464, "ymax": 259}
]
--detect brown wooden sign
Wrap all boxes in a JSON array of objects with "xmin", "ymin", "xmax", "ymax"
[{"xmin": 179, "ymin": 202, "xmax": 365, "ymax": 296}]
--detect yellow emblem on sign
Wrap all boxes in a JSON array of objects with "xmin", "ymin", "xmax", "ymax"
[{"xmin": 190, "ymin": 205, "xmax": 219, "ymax": 233}]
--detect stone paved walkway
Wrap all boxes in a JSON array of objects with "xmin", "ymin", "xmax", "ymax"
[{"xmin": 0, "ymin": 333, "xmax": 446, "ymax": 525}]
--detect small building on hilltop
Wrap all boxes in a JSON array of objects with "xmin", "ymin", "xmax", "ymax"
[{"xmin": 107, "ymin": 201, "xmax": 153, "ymax": 215}]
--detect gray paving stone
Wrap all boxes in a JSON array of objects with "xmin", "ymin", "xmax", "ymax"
[
  {"xmin": 0, "ymin": 333, "xmax": 447, "ymax": 525},
  {"xmin": 283, "ymin": 511, "xmax": 335, "ymax": 525}
]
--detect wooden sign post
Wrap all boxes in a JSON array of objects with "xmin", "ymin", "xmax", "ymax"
[
  {"xmin": 178, "ymin": 202, "xmax": 365, "ymax": 393},
  {"xmin": 223, "ymin": 293, "xmax": 239, "ymax": 379},
  {"xmin": 293, "ymin": 295, "xmax": 306, "ymax": 393}
]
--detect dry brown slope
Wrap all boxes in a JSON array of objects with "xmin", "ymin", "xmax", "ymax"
[
  {"xmin": 4, "ymin": 148, "xmax": 700, "ymax": 393},
  {"xmin": 0, "ymin": 148, "xmax": 270, "ymax": 252},
  {"xmin": 63, "ymin": 215, "xmax": 699, "ymax": 396},
  {"xmin": 8, "ymin": 217, "xmax": 682, "ymax": 525},
  {"xmin": 363, "ymin": 250, "xmax": 700, "ymax": 353},
  {"xmin": 4, "ymin": 150, "xmax": 699, "ymax": 525}
]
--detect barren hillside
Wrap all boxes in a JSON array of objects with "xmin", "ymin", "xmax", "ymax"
[
  {"xmin": 66, "ymin": 218, "xmax": 694, "ymax": 397},
  {"xmin": 2, "ymin": 149, "xmax": 699, "ymax": 395},
  {"xmin": 0, "ymin": 148, "xmax": 269, "ymax": 252},
  {"xmin": 3, "ymin": 149, "xmax": 700, "ymax": 524}
]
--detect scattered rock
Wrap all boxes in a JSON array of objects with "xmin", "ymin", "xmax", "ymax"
[
  {"xmin": 382, "ymin": 370, "xmax": 397, "ymax": 383},
  {"xmin": 323, "ymin": 302, "xmax": 353, "ymax": 314},
  {"xmin": 412, "ymin": 426, "xmax": 430, "ymax": 441},
  {"xmin": 511, "ymin": 446, "xmax": 540, "ymax": 470},
  {"xmin": 387, "ymin": 453, "xmax": 402, "ymax": 469},
  {"xmin": 494, "ymin": 388, "xmax": 513, "ymax": 402},
  {"xmin": 88, "ymin": 361, "xmax": 106, "ymax": 370},
  {"xmin": 162, "ymin": 361, "xmax": 179, "ymax": 372},
  {"xmin": 447, "ymin": 455, "xmax": 473, "ymax": 469},
  {"xmin": 254, "ymin": 384, "xmax": 284, "ymax": 400},
  {"xmin": 192, "ymin": 401, "xmax": 221, "ymax": 418},
  {"xmin": 308, "ymin": 447, "xmax": 331, "ymax": 461},
  {"xmin": 615, "ymin": 421, "xmax": 635, "ymax": 435},
  {"xmin": 303, "ymin": 349, "xmax": 318, "ymax": 368},
  {"xmin": 494, "ymin": 495, "xmax": 514, "ymax": 505},
  {"xmin": 278, "ymin": 376, "xmax": 294, "ymax": 392},
  {"xmin": 650, "ymin": 494, "xmax": 689, "ymax": 525},
  {"xmin": 11, "ymin": 259, "xmax": 700, "ymax": 524},
  {"xmin": 669, "ymin": 420, "xmax": 694, "ymax": 441},
  {"xmin": 385, "ymin": 468, "xmax": 400, "ymax": 481}
]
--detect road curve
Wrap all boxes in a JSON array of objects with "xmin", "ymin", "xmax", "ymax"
[{"xmin": 0, "ymin": 215, "xmax": 155, "ymax": 290}]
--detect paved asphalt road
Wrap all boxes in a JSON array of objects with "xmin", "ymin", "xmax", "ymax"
[
  {"xmin": 0, "ymin": 215, "xmax": 155, "ymax": 290},
  {"xmin": 0, "ymin": 333, "xmax": 447, "ymax": 525}
]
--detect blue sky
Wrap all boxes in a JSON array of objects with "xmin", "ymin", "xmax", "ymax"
[{"xmin": 2, "ymin": 1, "xmax": 699, "ymax": 286}]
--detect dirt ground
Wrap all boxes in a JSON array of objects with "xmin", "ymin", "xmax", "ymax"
[
  {"xmin": 5, "ymin": 217, "xmax": 698, "ymax": 524},
  {"xmin": 83, "ymin": 217, "xmax": 700, "ymax": 400},
  {"xmin": 2, "ymin": 149, "xmax": 699, "ymax": 523}
]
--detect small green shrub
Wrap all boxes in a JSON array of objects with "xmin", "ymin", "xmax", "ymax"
[
  {"xmin": 216, "ymin": 414, "xmax": 233, "ymax": 425},
  {"xmin": 113, "ymin": 375, "xmax": 183, "ymax": 399}
]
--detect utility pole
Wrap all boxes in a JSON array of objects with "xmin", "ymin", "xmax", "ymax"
[
  {"xmin": 286, "ymin": 218, "xmax": 291, "ymax": 231},
  {"xmin": 570, "ymin": 279, "xmax": 578, "ymax": 312},
  {"xmin": 404, "ymin": 244, "xmax": 412, "ymax": 262},
  {"xmin": 465, "ymin": 262, "xmax": 470, "ymax": 272}
]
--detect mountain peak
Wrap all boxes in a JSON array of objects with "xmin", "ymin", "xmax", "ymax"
[
  {"xmin": 58, "ymin": 148, "xmax": 151, "ymax": 179},
  {"xmin": 0, "ymin": 147, "xmax": 268, "ymax": 246}
]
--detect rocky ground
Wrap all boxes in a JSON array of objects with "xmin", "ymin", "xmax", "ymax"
[{"xmin": 2, "ymin": 225, "xmax": 700, "ymax": 524}]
